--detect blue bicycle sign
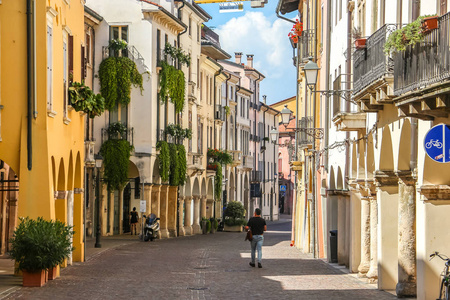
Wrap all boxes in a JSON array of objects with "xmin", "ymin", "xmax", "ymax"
[{"xmin": 424, "ymin": 124, "xmax": 450, "ymax": 163}]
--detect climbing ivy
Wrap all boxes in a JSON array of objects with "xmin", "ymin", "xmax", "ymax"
[
  {"xmin": 156, "ymin": 140, "xmax": 170, "ymax": 183},
  {"xmin": 214, "ymin": 163, "xmax": 222, "ymax": 201},
  {"xmin": 100, "ymin": 139, "xmax": 133, "ymax": 191},
  {"xmin": 177, "ymin": 144, "xmax": 187, "ymax": 186},
  {"xmin": 99, "ymin": 41, "xmax": 144, "ymax": 111},
  {"xmin": 158, "ymin": 61, "xmax": 186, "ymax": 113},
  {"xmin": 169, "ymin": 143, "xmax": 180, "ymax": 186}
]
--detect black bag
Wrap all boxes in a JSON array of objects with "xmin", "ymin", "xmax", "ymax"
[{"xmin": 245, "ymin": 230, "xmax": 253, "ymax": 241}]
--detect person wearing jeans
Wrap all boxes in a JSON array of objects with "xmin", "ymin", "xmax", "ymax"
[{"xmin": 245, "ymin": 208, "xmax": 267, "ymax": 268}]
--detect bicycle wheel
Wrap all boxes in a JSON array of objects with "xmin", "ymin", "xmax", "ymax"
[
  {"xmin": 445, "ymin": 281, "xmax": 449, "ymax": 300},
  {"xmin": 439, "ymin": 278, "xmax": 445, "ymax": 300}
]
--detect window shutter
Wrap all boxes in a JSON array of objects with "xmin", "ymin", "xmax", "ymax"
[
  {"xmin": 81, "ymin": 45, "xmax": 86, "ymax": 80},
  {"xmin": 68, "ymin": 35, "xmax": 73, "ymax": 81}
]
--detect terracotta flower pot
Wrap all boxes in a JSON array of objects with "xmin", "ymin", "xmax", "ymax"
[
  {"xmin": 22, "ymin": 270, "xmax": 47, "ymax": 287},
  {"xmin": 207, "ymin": 164, "xmax": 217, "ymax": 170},
  {"xmin": 355, "ymin": 38, "xmax": 367, "ymax": 49},
  {"xmin": 47, "ymin": 266, "xmax": 59, "ymax": 280},
  {"xmin": 422, "ymin": 16, "xmax": 439, "ymax": 34}
]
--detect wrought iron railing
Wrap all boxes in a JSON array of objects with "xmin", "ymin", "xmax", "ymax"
[
  {"xmin": 101, "ymin": 126, "xmax": 134, "ymax": 146},
  {"xmin": 297, "ymin": 117, "xmax": 313, "ymax": 146},
  {"xmin": 102, "ymin": 45, "xmax": 148, "ymax": 69},
  {"xmin": 299, "ymin": 29, "xmax": 315, "ymax": 63},
  {"xmin": 353, "ymin": 24, "xmax": 400, "ymax": 95},
  {"xmin": 394, "ymin": 13, "xmax": 450, "ymax": 95},
  {"xmin": 251, "ymin": 170, "xmax": 262, "ymax": 182}
]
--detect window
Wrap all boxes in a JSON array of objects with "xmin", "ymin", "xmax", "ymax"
[
  {"xmin": 188, "ymin": 110, "xmax": 192, "ymax": 152},
  {"xmin": 199, "ymin": 71, "xmax": 203, "ymax": 101},
  {"xmin": 156, "ymin": 29, "xmax": 160, "ymax": 65},
  {"xmin": 110, "ymin": 26, "xmax": 128, "ymax": 57},
  {"xmin": 110, "ymin": 103, "xmax": 128, "ymax": 128},
  {"xmin": 189, "ymin": 16, "xmax": 192, "ymax": 36},
  {"xmin": 198, "ymin": 116, "xmax": 203, "ymax": 154},
  {"xmin": 198, "ymin": 24, "xmax": 201, "ymax": 42},
  {"xmin": 197, "ymin": 58, "xmax": 200, "ymax": 87}
]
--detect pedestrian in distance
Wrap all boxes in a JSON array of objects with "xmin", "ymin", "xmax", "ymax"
[
  {"xmin": 245, "ymin": 208, "xmax": 267, "ymax": 268},
  {"xmin": 130, "ymin": 207, "xmax": 139, "ymax": 235}
]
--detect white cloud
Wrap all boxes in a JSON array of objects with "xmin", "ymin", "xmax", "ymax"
[{"xmin": 215, "ymin": 12, "xmax": 297, "ymax": 103}]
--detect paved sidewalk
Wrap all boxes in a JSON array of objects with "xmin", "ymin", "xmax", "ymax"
[{"xmin": 0, "ymin": 215, "xmax": 399, "ymax": 300}]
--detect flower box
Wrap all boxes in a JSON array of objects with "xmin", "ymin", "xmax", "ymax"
[
  {"xmin": 355, "ymin": 38, "xmax": 367, "ymax": 49},
  {"xmin": 421, "ymin": 16, "xmax": 439, "ymax": 34},
  {"xmin": 22, "ymin": 270, "xmax": 47, "ymax": 287},
  {"xmin": 207, "ymin": 164, "xmax": 218, "ymax": 170}
]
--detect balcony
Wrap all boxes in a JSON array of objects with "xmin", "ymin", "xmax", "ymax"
[
  {"xmin": 215, "ymin": 105, "xmax": 225, "ymax": 121},
  {"xmin": 251, "ymin": 170, "xmax": 262, "ymax": 182},
  {"xmin": 243, "ymin": 155, "xmax": 254, "ymax": 170},
  {"xmin": 298, "ymin": 29, "xmax": 315, "ymax": 64},
  {"xmin": 187, "ymin": 152, "xmax": 204, "ymax": 175},
  {"xmin": 102, "ymin": 45, "xmax": 148, "ymax": 69},
  {"xmin": 297, "ymin": 117, "xmax": 314, "ymax": 147},
  {"xmin": 394, "ymin": 13, "xmax": 450, "ymax": 120},
  {"xmin": 229, "ymin": 150, "xmax": 242, "ymax": 167},
  {"xmin": 101, "ymin": 125, "xmax": 134, "ymax": 146},
  {"xmin": 353, "ymin": 24, "xmax": 399, "ymax": 112},
  {"xmin": 188, "ymin": 81, "xmax": 196, "ymax": 103}
]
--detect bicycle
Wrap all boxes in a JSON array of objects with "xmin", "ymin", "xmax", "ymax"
[
  {"xmin": 430, "ymin": 251, "xmax": 450, "ymax": 300},
  {"xmin": 425, "ymin": 139, "xmax": 443, "ymax": 149}
]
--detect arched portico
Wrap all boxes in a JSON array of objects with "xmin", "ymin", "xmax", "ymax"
[{"xmin": 0, "ymin": 160, "xmax": 19, "ymax": 255}]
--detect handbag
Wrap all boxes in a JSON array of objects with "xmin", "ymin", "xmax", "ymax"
[{"xmin": 245, "ymin": 229, "xmax": 253, "ymax": 241}]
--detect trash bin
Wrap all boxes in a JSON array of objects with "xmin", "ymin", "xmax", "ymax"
[{"xmin": 329, "ymin": 230, "xmax": 338, "ymax": 263}]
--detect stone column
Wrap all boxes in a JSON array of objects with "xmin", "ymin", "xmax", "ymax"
[
  {"xmin": 201, "ymin": 196, "xmax": 207, "ymax": 219},
  {"xmin": 396, "ymin": 172, "xmax": 416, "ymax": 297},
  {"xmin": 118, "ymin": 188, "xmax": 124, "ymax": 235},
  {"xmin": 168, "ymin": 186, "xmax": 178, "ymax": 237},
  {"xmin": 144, "ymin": 184, "xmax": 153, "ymax": 215},
  {"xmin": 358, "ymin": 197, "xmax": 371, "ymax": 277},
  {"xmin": 184, "ymin": 196, "xmax": 192, "ymax": 235},
  {"xmin": 366, "ymin": 196, "xmax": 378, "ymax": 283},
  {"xmin": 151, "ymin": 185, "xmax": 161, "ymax": 217},
  {"xmin": 178, "ymin": 197, "xmax": 186, "ymax": 236},
  {"xmin": 73, "ymin": 188, "xmax": 85, "ymax": 262},
  {"xmin": 192, "ymin": 196, "xmax": 201, "ymax": 234},
  {"xmin": 159, "ymin": 185, "xmax": 169, "ymax": 238}
]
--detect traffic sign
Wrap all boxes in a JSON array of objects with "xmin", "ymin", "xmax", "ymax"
[
  {"xmin": 424, "ymin": 124, "xmax": 450, "ymax": 163},
  {"xmin": 280, "ymin": 185, "xmax": 286, "ymax": 192}
]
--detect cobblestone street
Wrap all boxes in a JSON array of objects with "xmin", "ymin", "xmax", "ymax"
[{"xmin": 1, "ymin": 217, "xmax": 397, "ymax": 300}]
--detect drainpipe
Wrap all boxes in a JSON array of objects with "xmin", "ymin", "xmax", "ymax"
[
  {"xmin": 275, "ymin": 1, "xmax": 296, "ymax": 24},
  {"xmin": 213, "ymin": 66, "xmax": 223, "ymax": 149},
  {"xmin": 26, "ymin": 0, "xmax": 34, "ymax": 170},
  {"xmin": 225, "ymin": 74, "xmax": 231, "ymax": 151},
  {"xmin": 325, "ymin": 0, "xmax": 331, "ymax": 172}
]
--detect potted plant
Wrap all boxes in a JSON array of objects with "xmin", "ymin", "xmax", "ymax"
[
  {"xmin": 200, "ymin": 217, "xmax": 211, "ymax": 235},
  {"xmin": 223, "ymin": 201, "xmax": 246, "ymax": 232},
  {"xmin": 384, "ymin": 16, "xmax": 428, "ymax": 55},
  {"xmin": 210, "ymin": 218, "xmax": 219, "ymax": 234},
  {"xmin": 355, "ymin": 38, "xmax": 367, "ymax": 49},
  {"xmin": 9, "ymin": 217, "xmax": 74, "ymax": 287}
]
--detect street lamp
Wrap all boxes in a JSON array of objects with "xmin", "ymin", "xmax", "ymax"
[
  {"xmin": 94, "ymin": 154, "xmax": 103, "ymax": 248},
  {"xmin": 279, "ymin": 105, "xmax": 324, "ymax": 139},
  {"xmin": 303, "ymin": 57, "xmax": 320, "ymax": 91},
  {"xmin": 280, "ymin": 105, "xmax": 292, "ymax": 125},
  {"xmin": 270, "ymin": 127, "xmax": 279, "ymax": 144}
]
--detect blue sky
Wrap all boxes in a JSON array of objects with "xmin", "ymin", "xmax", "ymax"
[{"xmin": 198, "ymin": 1, "xmax": 299, "ymax": 105}]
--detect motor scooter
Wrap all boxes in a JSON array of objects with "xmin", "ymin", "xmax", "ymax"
[{"xmin": 142, "ymin": 213, "xmax": 160, "ymax": 242}]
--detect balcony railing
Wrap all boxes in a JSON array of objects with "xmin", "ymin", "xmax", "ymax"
[
  {"xmin": 251, "ymin": 170, "xmax": 262, "ymax": 182},
  {"xmin": 243, "ymin": 155, "xmax": 254, "ymax": 169},
  {"xmin": 101, "ymin": 126, "xmax": 134, "ymax": 146},
  {"xmin": 298, "ymin": 29, "xmax": 315, "ymax": 63},
  {"xmin": 394, "ymin": 13, "xmax": 450, "ymax": 96},
  {"xmin": 353, "ymin": 24, "xmax": 400, "ymax": 95},
  {"xmin": 297, "ymin": 117, "xmax": 313, "ymax": 146},
  {"xmin": 102, "ymin": 45, "xmax": 148, "ymax": 69}
]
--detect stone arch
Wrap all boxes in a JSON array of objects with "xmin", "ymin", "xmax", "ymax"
[
  {"xmin": 128, "ymin": 160, "xmax": 140, "ymax": 179},
  {"xmin": 229, "ymin": 172, "xmax": 235, "ymax": 201},
  {"xmin": 398, "ymin": 119, "xmax": 411, "ymax": 171},
  {"xmin": 57, "ymin": 158, "xmax": 66, "ymax": 191},
  {"xmin": 51, "ymin": 156, "xmax": 56, "ymax": 190},
  {"xmin": 74, "ymin": 152, "xmax": 82, "ymax": 189},
  {"xmin": 192, "ymin": 177, "xmax": 200, "ymax": 196},
  {"xmin": 358, "ymin": 139, "xmax": 365, "ymax": 179},
  {"xmin": 0, "ymin": 160, "xmax": 19, "ymax": 254},
  {"xmin": 152, "ymin": 159, "xmax": 161, "ymax": 185},
  {"xmin": 367, "ymin": 134, "xmax": 375, "ymax": 179},
  {"xmin": 423, "ymin": 154, "xmax": 450, "ymax": 185},
  {"xmin": 207, "ymin": 178, "xmax": 213, "ymax": 198},
  {"xmin": 329, "ymin": 165, "xmax": 336, "ymax": 190},
  {"xmin": 336, "ymin": 166, "xmax": 344, "ymax": 190},
  {"xmin": 379, "ymin": 125, "xmax": 394, "ymax": 171},
  {"xmin": 201, "ymin": 177, "xmax": 206, "ymax": 196}
]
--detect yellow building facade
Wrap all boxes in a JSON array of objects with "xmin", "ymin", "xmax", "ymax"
[{"xmin": 0, "ymin": 0, "xmax": 86, "ymax": 262}]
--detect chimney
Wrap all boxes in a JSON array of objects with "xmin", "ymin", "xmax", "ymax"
[
  {"xmin": 262, "ymin": 95, "xmax": 267, "ymax": 104},
  {"xmin": 246, "ymin": 54, "xmax": 254, "ymax": 68},
  {"xmin": 235, "ymin": 52, "xmax": 243, "ymax": 64}
]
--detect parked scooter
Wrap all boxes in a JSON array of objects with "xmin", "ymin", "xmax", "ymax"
[{"xmin": 142, "ymin": 213, "xmax": 160, "ymax": 242}]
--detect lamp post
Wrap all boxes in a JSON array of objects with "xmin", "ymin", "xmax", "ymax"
[{"xmin": 94, "ymin": 154, "xmax": 103, "ymax": 248}]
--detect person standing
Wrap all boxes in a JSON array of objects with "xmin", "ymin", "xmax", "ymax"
[
  {"xmin": 130, "ymin": 207, "xmax": 139, "ymax": 235},
  {"xmin": 245, "ymin": 208, "xmax": 267, "ymax": 268}
]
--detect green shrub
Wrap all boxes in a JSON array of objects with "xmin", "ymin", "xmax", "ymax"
[
  {"xmin": 9, "ymin": 217, "xmax": 74, "ymax": 272},
  {"xmin": 224, "ymin": 201, "xmax": 246, "ymax": 226}
]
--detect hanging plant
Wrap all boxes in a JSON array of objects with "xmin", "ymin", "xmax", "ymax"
[
  {"xmin": 163, "ymin": 43, "xmax": 191, "ymax": 67},
  {"xmin": 169, "ymin": 143, "xmax": 180, "ymax": 186},
  {"xmin": 165, "ymin": 124, "xmax": 192, "ymax": 142},
  {"xmin": 224, "ymin": 106, "xmax": 231, "ymax": 117},
  {"xmin": 99, "ymin": 40, "xmax": 144, "ymax": 111},
  {"xmin": 178, "ymin": 144, "xmax": 187, "ymax": 186},
  {"xmin": 69, "ymin": 81, "xmax": 105, "ymax": 118},
  {"xmin": 214, "ymin": 163, "xmax": 222, "ymax": 201},
  {"xmin": 156, "ymin": 140, "xmax": 170, "ymax": 183},
  {"xmin": 108, "ymin": 39, "xmax": 128, "ymax": 52},
  {"xmin": 107, "ymin": 122, "xmax": 127, "ymax": 139},
  {"xmin": 100, "ymin": 139, "xmax": 133, "ymax": 191},
  {"xmin": 159, "ymin": 61, "xmax": 185, "ymax": 113}
]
